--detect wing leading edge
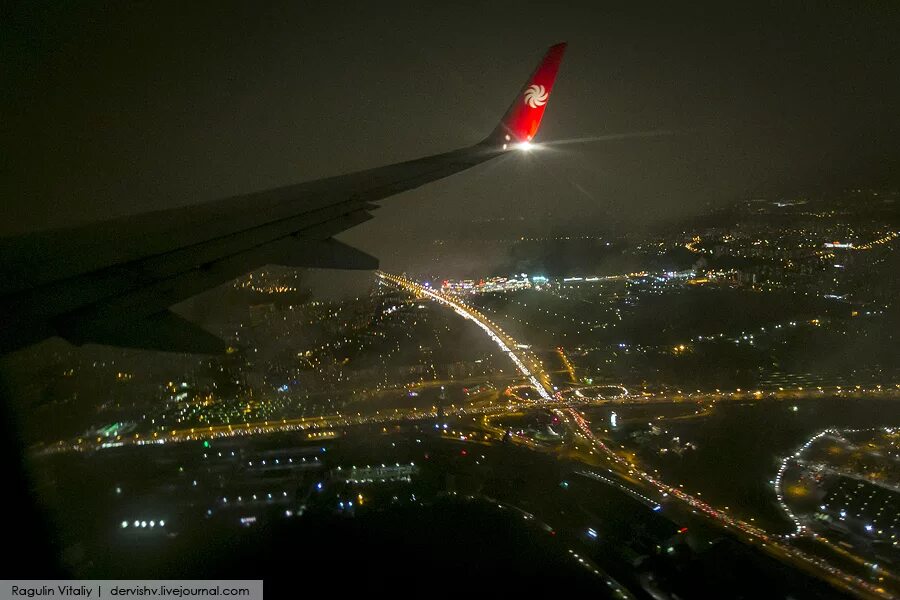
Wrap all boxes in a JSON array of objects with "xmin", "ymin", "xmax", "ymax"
[{"xmin": 0, "ymin": 43, "xmax": 567, "ymax": 354}]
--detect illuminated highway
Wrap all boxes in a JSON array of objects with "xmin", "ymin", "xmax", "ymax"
[
  {"xmin": 377, "ymin": 272, "xmax": 554, "ymax": 400},
  {"xmin": 377, "ymin": 271, "xmax": 897, "ymax": 600}
]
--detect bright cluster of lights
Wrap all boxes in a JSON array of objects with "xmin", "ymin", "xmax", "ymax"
[
  {"xmin": 854, "ymin": 230, "xmax": 898, "ymax": 251},
  {"xmin": 773, "ymin": 429, "xmax": 835, "ymax": 535},
  {"xmin": 379, "ymin": 272, "xmax": 553, "ymax": 400},
  {"xmin": 775, "ymin": 426, "xmax": 898, "ymax": 539},
  {"xmin": 121, "ymin": 519, "xmax": 165, "ymax": 529},
  {"xmin": 575, "ymin": 469, "xmax": 661, "ymax": 511}
]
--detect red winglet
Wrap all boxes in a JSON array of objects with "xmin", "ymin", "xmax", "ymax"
[{"xmin": 489, "ymin": 43, "xmax": 567, "ymax": 145}]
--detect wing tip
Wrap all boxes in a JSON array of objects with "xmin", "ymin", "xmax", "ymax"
[{"xmin": 486, "ymin": 43, "xmax": 568, "ymax": 146}]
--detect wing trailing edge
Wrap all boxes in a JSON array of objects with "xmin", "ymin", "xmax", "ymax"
[
  {"xmin": 262, "ymin": 237, "xmax": 378, "ymax": 270},
  {"xmin": 59, "ymin": 310, "xmax": 229, "ymax": 354}
]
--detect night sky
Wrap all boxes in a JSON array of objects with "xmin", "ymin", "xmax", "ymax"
[{"xmin": 3, "ymin": 1, "xmax": 899, "ymax": 274}]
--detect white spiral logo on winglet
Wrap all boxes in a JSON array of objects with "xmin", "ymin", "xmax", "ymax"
[{"xmin": 523, "ymin": 84, "xmax": 549, "ymax": 108}]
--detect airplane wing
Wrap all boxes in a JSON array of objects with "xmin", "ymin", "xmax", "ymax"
[{"xmin": 0, "ymin": 43, "xmax": 567, "ymax": 354}]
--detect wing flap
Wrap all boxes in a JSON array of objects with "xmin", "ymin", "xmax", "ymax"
[
  {"xmin": 261, "ymin": 238, "xmax": 378, "ymax": 270},
  {"xmin": 59, "ymin": 310, "xmax": 229, "ymax": 354}
]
